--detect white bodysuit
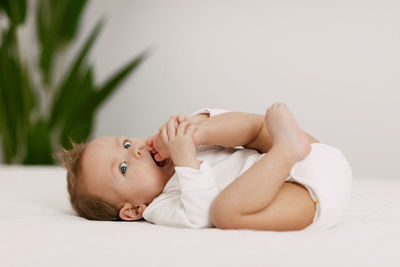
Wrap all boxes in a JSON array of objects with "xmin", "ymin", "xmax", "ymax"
[{"xmin": 142, "ymin": 108, "xmax": 353, "ymax": 230}]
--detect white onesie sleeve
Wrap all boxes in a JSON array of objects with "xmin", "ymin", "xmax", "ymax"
[
  {"xmin": 142, "ymin": 108, "xmax": 231, "ymax": 228},
  {"xmin": 143, "ymin": 161, "xmax": 220, "ymax": 228},
  {"xmin": 189, "ymin": 107, "xmax": 231, "ymax": 118}
]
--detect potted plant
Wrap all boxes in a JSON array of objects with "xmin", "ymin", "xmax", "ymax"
[{"xmin": 0, "ymin": 0, "xmax": 148, "ymax": 164}]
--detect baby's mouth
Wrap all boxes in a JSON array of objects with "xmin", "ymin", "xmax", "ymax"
[{"xmin": 151, "ymin": 152, "xmax": 166, "ymax": 167}]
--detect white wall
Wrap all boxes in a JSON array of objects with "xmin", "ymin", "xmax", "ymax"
[{"xmin": 76, "ymin": 0, "xmax": 400, "ymax": 179}]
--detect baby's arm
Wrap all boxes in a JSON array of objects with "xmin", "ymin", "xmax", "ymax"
[
  {"xmin": 195, "ymin": 112, "xmax": 266, "ymax": 151},
  {"xmin": 143, "ymin": 163, "xmax": 219, "ymax": 228},
  {"xmin": 147, "ymin": 109, "xmax": 317, "ymax": 161},
  {"xmin": 144, "ymin": 115, "xmax": 220, "ymax": 228},
  {"xmin": 196, "ymin": 111, "xmax": 319, "ymax": 153}
]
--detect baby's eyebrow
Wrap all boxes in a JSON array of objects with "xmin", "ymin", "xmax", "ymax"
[
  {"xmin": 115, "ymin": 136, "xmax": 121, "ymax": 148},
  {"xmin": 110, "ymin": 157, "xmax": 118, "ymax": 179}
]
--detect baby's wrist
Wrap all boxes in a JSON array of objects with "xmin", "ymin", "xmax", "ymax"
[
  {"xmin": 174, "ymin": 159, "xmax": 201, "ymax": 170},
  {"xmin": 193, "ymin": 124, "xmax": 206, "ymax": 147}
]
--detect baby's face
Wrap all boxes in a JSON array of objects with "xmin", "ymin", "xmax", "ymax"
[{"xmin": 80, "ymin": 136, "xmax": 175, "ymax": 211}]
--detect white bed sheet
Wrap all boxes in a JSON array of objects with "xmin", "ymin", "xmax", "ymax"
[{"xmin": 0, "ymin": 166, "xmax": 399, "ymax": 267}]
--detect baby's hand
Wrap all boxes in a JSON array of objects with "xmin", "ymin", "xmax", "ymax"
[
  {"xmin": 160, "ymin": 116, "xmax": 201, "ymax": 169},
  {"xmin": 146, "ymin": 133, "xmax": 169, "ymax": 162},
  {"xmin": 146, "ymin": 114, "xmax": 191, "ymax": 163}
]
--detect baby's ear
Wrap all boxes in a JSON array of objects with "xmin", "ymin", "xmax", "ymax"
[{"xmin": 119, "ymin": 203, "xmax": 147, "ymax": 221}]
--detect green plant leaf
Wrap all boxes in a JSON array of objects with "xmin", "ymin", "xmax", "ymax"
[
  {"xmin": 58, "ymin": 67, "xmax": 96, "ymax": 148},
  {"xmin": 0, "ymin": 0, "xmax": 27, "ymax": 28},
  {"xmin": 1, "ymin": 1, "xmax": 148, "ymax": 165},
  {"xmin": 59, "ymin": 0, "xmax": 88, "ymax": 43},
  {"xmin": 23, "ymin": 118, "xmax": 53, "ymax": 164},
  {"xmin": 0, "ymin": 30, "xmax": 35, "ymax": 163},
  {"xmin": 36, "ymin": 0, "xmax": 89, "ymax": 85},
  {"xmin": 49, "ymin": 20, "xmax": 104, "ymax": 128},
  {"xmin": 60, "ymin": 113, "xmax": 94, "ymax": 150},
  {"xmin": 0, "ymin": 34, "xmax": 17, "ymax": 163},
  {"xmin": 55, "ymin": 50, "xmax": 149, "ymax": 150},
  {"xmin": 83, "ymin": 50, "xmax": 150, "ymax": 114}
]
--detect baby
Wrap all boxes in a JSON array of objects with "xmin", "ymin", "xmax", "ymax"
[{"xmin": 59, "ymin": 103, "xmax": 352, "ymax": 231}]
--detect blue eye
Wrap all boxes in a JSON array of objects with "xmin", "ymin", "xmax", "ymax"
[
  {"xmin": 123, "ymin": 140, "xmax": 131, "ymax": 149},
  {"xmin": 120, "ymin": 162, "xmax": 127, "ymax": 174}
]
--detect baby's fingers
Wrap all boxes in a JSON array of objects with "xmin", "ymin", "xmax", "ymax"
[
  {"xmin": 146, "ymin": 135, "xmax": 157, "ymax": 149},
  {"xmin": 177, "ymin": 121, "xmax": 189, "ymax": 135},
  {"xmin": 159, "ymin": 117, "xmax": 178, "ymax": 133},
  {"xmin": 185, "ymin": 124, "xmax": 197, "ymax": 136},
  {"xmin": 167, "ymin": 116, "xmax": 177, "ymax": 139},
  {"xmin": 160, "ymin": 126, "xmax": 169, "ymax": 144},
  {"xmin": 153, "ymin": 152, "xmax": 164, "ymax": 162},
  {"xmin": 146, "ymin": 137, "xmax": 152, "ymax": 147},
  {"xmin": 177, "ymin": 113, "xmax": 189, "ymax": 123}
]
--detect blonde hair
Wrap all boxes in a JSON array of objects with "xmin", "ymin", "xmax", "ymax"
[{"xmin": 56, "ymin": 140, "xmax": 121, "ymax": 221}]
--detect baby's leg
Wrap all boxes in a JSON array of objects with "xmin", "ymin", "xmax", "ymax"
[{"xmin": 210, "ymin": 103, "xmax": 315, "ymax": 231}]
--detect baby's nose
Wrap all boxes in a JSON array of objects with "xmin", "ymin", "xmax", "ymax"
[
  {"xmin": 132, "ymin": 143, "xmax": 148, "ymax": 160},
  {"xmin": 131, "ymin": 145, "xmax": 141, "ymax": 159}
]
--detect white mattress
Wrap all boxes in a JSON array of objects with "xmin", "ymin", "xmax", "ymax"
[{"xmin": 0, "ymin": 166, "xmax": 399, "ymax": 267}]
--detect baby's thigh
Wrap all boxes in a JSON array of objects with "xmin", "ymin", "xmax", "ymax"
[{"xmin": 211, "ymin": 182, "xmax": 316, "ymax": 231}]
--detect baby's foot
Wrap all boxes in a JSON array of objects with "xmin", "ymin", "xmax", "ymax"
[{"xmin": 264, "ymin": 103, "xmax": 311, "ymax": 162}]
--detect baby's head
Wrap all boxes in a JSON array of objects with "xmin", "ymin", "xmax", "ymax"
[{"xmin": 58, "ymin": 136, "xmax": 175, "ymax": 221}]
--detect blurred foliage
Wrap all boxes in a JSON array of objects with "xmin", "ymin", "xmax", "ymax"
[{"xmin": 0, "ymin": 0, "xmax": 148, "ymax": 164}]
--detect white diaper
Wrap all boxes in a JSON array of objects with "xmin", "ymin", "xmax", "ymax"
[{"xmin": 284, "ymin": 143, "xmax": 353, "ymax": 230}]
